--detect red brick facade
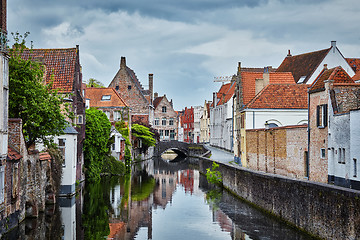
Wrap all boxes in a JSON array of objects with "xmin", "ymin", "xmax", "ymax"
[{"xmin": 182, "ymin": 107, "xmax": 194, "ymax": 143}]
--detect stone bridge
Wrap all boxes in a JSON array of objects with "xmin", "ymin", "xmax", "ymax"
[{"xmin": 154, "ymin": 140, "xmax": 208, "ymax": 158}]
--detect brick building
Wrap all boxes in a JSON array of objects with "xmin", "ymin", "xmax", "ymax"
[
  {"xmin": 182, "ymin": 107, "xmax": 194, "ymax": 143},
  {"xmin": 20, "ymin": 46, "xmax": 85, "ymax": 181},
  {"xmin": 86, "ymin": 87, "xmax": 129, "ymax": 123},
  {"xmin": 109, "ymin": 57, "xmax": 153, "ymax": 125},
  {"xmin": 153, "ymin": 93, "xmax": 178, "ymax": 141},
  {"xmin": 309, "ymin": 65, "xmax": 360, "ymax": 186}
]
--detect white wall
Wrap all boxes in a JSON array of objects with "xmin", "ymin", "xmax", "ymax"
[
  {"xmin": 350, "ymin": 109, "xmax": 360, "ymax": 182},
  {"xmin": 244, "ymin": 109, "xmax": 308, "ymax": 129},
  {"xmin": 307, "ymin": 45, "xmax": 355, "ymax": 85},
  {"xmin": 0, "ymin": 55, "xmax": 8, "ymax": 158}
]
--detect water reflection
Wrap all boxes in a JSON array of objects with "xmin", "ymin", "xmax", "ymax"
[{"xmin": 3, "ymin": 157, "xmax": 316, "ymax": 240}]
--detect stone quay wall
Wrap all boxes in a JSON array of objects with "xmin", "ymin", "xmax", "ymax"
[{"xmin": 199, "ymin": 157, "xmax": 360, "ymax": 240}]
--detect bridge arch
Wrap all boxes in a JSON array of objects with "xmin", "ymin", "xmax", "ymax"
[{"xmin": 154, "ymin": 140, "xmax": 208, "ymax": 158}]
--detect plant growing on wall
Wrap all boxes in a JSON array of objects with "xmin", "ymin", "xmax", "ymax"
[
  {"xmin": 206, "ymin": 162, "xmax": 222, "ymax": 185},
  {"xmin": 84, "ymin": 108, "xmax": 112, "ymax": 181},
  {"xmin": 8, "ymin": 32, "xmax": 72, "ymax": 148}
]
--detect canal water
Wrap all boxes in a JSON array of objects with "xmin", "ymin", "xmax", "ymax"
[{"xmin": 3, "ymin": 156, "xmax": 316, "ymax": 240}]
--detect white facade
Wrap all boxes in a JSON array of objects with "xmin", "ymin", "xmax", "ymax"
[
  {"xmin": 244, "ymin": 109, "xmax": 308, "ymax": 129},
  {"xmin": 110, "ymin": 126, "xmax": 125, "ymax": 161},
  {"xmin": 306, "ymin": 42, "xmax": 355, "ymax": 85},
  {"xmin": 177, "ymin": 116, "xmax": 184, "ymax": 142},
  {"xmin": 55, "ymin": 126, "xmax": 78, "ymax": 196},
  {"xmin": 210, "ymin": 98, "xmax": 234, "ymax": 151},
  {"xmin": 350, "ymin": 109, "xmax": 360, "ymax": 188},
  {"xmin": 0, "ymin": 54, "xmax": 8, "ymax": 161},
  {"xmin": 193, "ymin": 105, "xmax": 203, "ymax": 144},
  {"xmin": 59, "ymin": 196, "xmax": 76, "ymax": 240},
  {"xmin": 200, "ymin": 101, "xmax": 211, "ymax": 143}
]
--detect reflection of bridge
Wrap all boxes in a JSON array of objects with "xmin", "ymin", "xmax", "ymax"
[{"xmin": 154, "ymin": 140, "xmax": 208, "ymax": 158}]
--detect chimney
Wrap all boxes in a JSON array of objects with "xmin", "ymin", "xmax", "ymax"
[
  {"xmin": 154, "ymin": 92, "xmax": 158, "ymax": 99},
  {"xmin": 0, "ymin": 0, "xmax": 6, "ymax": 33},
  {"xmin": 148, "ymin": 73, "xmax": 153, "ymax": 104},
  {"xmin": 120, "ymin": 56, "xmax": 126, "ymax": 69},
  {"xmin": 170, "ymin": 99, "xmax": 173, "ymax": 108},
  {"xmin": 287, "ymin": 49, "xmax": 292, "ymax": 57},
  {"xmin": 331, "ymin": 41, "xmax": 336, "ymax": 48},
  {"xmin": 237, "ymin": 62, "xmax": 241, "ymax": 75},
  {"xmin": 213, "ymin": 92, "xmax": 218, "ymax": 106}
]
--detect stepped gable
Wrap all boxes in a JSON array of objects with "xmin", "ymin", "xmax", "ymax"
[
  {"xmin": 246, "ymin": 84, "xmax": 308, "ymax": 109},
  {"xmin": 310, "ymin": 66, "xmax": 355, "ymax": 93},
  {"xmin": 276, "ymin": 48, "xmax": 331, "ymax": 83},
  {"xmin": 20, "ymin": 48, "xmax": 78, "ymax": 93}
]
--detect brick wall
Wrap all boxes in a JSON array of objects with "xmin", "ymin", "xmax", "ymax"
[
  {"xmin": 8, "ymin": 119, "xmax": 22, "ymax": 153},
  {"xmin": 246, "ymin": 125, "xmax": 308, "ymax": 179}
]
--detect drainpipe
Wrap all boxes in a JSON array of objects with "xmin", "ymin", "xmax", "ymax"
[
  {"xmin": 231, "ymin": 95, "xmax": 234, "ymax": 152},
  {"xmin": 307, "ymin": 89, "xmax": 310, "ymax": 180}
]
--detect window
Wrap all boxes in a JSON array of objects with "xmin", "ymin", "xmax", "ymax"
[
  {"xmin": 298, "ymin": 76, "xmax": 306, "ymax": 84},
  {"xmin": 162, "ymin": 118, "xmax": 167, "ymax": 126},
  {"xmin": 170, "ymin": 130, "xmax": 175, "ymax": 140},
  {"xmin": 112, "ymin": 143, "xmax": 115, "ymax": 151},
  {"xmin": 320, "ymin": 148, "xmax": 326, "ymax": 159},
  {"xmin": 154, "ymin": 118, "xmax": 159, "ymax": 126},
  {"xmin": 128, "ymin": 85, "xmax": 132, "ymax": 90},
  {"xmin": 169, "ymin": 118, "xmax": 174, "ymax": 126},
  {"xmin": 162, "ymin": 106, "xmax": 167, "ymax": 113},
  {"xmin": 114, "ymin": 111, "xmax": 121, "ymax": 121},
  {"xmin": 0, "ymin": 166, "xmax": 4, "ymax": 203},
  {"xmin": 354, "ymin": 158, "xmax": 357, "ymax": 177},
  {"xmin": 316, "ymin": 104, "xmax": 328, "ymax": 128},
  {"xmin": 101, "ymin": 95, "xmax": 111, "ymax": 101},
  {"xmin": 104, "ymin": 111, "xmax": 110, "ymax": 120},
  {"xmin": 165, "ymin": 130, "xmax": 169, "ymax": 137},
  {"xmin": 159, "ymin": 130, "xmax": 164, "ymax": 138},
  {"xmin": 58, "ymin": 139, "xmax": 66, "ymax": 166},
  {"xmin": 338, "ymin": 148, "xmax": 345, "ymax": 164},
  {"xmin": 115, "ymin": 85, "xmax": 119, "ymax": 90},
  {"xmin": 77, "ymin": 115, "xmax": 83, "ymax": 124}
]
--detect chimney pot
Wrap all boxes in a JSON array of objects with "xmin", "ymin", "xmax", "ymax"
[
  {"xmin": 287, "ymin": 49, "xmax": 292, "ymax": 57},
  {"xmin": 331, "ymin": 41, "xmax": 336, "ymax": 48}
]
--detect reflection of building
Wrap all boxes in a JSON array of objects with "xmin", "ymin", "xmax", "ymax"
[
  {"xmin": 178, "ymin": 169, "xmax": 194, "ymax": 194},
  {"xmin": 109, "ymin": 184, "xmax": 122, "ymax": 218},
  {"xmin": 153, "ymin": 169, "xmax": 177, "ymax": 208},
  {"xmin": 59, "ymin": 196, "xmax": 76, "ymax": 240}
]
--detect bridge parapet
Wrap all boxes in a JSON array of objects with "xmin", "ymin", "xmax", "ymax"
[{"xmin": 154, "ymin": 141, "xmax": 208, "ymax": 158}]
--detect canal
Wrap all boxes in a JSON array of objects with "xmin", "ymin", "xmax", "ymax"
[{"xmin": 3, "ymin": 156, "xmax": 316, "ymax": 240}]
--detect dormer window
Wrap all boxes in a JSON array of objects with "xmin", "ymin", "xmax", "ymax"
[
  {"xmin": 101, "ymin": 95, "xmax": 111, "ymax": 101},
  {"xmin": 298, "ymin": 76, "xmax": 306, "ymax": 84}
]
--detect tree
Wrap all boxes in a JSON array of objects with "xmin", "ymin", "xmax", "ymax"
[
  {"xmin": 131, "ymin": 124, "xmax": 156, "ymax": 148},
  {"xmin": 8, "ymin": 33, "xmax": 71, "ymax": 148},
  {"xmin": 84, "ymin": 108, "xmax": 112, "ymax": 181},
  {"xmin": 86, "ymin": 78, "xmax": 104, "ymax": 88}
]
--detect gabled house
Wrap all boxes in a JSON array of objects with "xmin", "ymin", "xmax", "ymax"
[
  {"xmin": 109, "ymin": 57, "xmax": 153, "ymax": 125},
  {"xmin": 242, "ymin": 83, "xmax": 308, "ymax": 172},
  {"xmin": 200, "ymin": 100, "xmax": 211, "ymax": 143},
  {"xmin": 182, "ymin": 107, "xmax": 194, "ymax": 143},
  {"xmin": 233, "ymin": 62, "xmax": 295, "ymax": 163},
  {"xmin": 210, "ymin": 80, "xmax": 235, "ymax": 151},
  {"xmin": 85, "ymin": 87, "xmax": 129, "ymax": 124},
  {"xmin": 20, "ymin": 46, "xmax": 85, "ymax": 181},
  {"xmin": 153, "ymin": 93, "xmax": 178, "ymax": 141},
  {"xmin": 193, "ymin": 105, "xmax": 203, "ymax": 144},
  {"xmin": 276, "ymin": 41, "xmax": 355, "ymax": 85},
  {"xmin": 308, "ymin": 65, "xmax": 358, "ymax": 184}
]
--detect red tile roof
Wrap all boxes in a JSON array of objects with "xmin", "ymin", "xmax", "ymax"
[
  {"xmin": 20, "ymin": 48, "xmax": 78, "ymax": 93},
  {"xmin": 7, "ymin": 146, "xmax": 22, "ymax": 161},
  {"xmin": 276, "ymin": 48, "xmax": 331, "ymax": 83},
  {"xmin": 246, "ymin": 84, "xmax": 308, "ymax": 109},
  {"xmin": 153, "ymin": 96, "xmax": 164, "ymax": 109},
  {"xmin": 353, "ymin": 71, "xmax": 360, "ymax": 81},
  {"xmin": 310, "ymin": 66, "xmax": 355, "ymax": 93},
  {"xmin": 216, "ymin": 82, "xmax": 235, "ymax": 106},
  {"xmin": 39, "ymin": 152, "xmax": 52, "ymax": 161},
  {"xmin": 86, "ymin": 87, "xmax": 128, "ymax": 108},
  {"xmin": 346, "ymin": 58, "xmax": 360, "ymax": 73}
]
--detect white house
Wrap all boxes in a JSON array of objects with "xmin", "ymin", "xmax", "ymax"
[
  {"xmin": 193, "ymin": 105, "xmax": 203, "ymax": 144},
  {"xmin": 200, "ymin": 101, "xmax": 211, "ymax": 143},
  {"xmin": 110, "ymin": 126, "xmax": 125, "ymax": 161},
  {"xmin": 55, "ymin": 126, "xmax": 78, "ymax": 196},
  {"xmin": 277, "ymin": 41, "xmax": 355, "ymax": 85},
  {"xmin": 210, "ymin": 81, "xmax": 235, "ymax": 151},
  {"xmin": 350, "ymin": 109, "xmax": 360, "ymax": 189}
]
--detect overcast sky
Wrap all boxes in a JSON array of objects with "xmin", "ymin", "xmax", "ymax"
[{"xmin": 7, "ymin": 0, "xmax": 360, "ymax": 110}]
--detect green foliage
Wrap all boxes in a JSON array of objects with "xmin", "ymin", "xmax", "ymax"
[
  {"xmin": 131, "ymin": 124, "xmax": 156, "ymax": 147},
  {"xmin": 86, "ymin": 78, "xmax": 104, "ymax": 88},
  {"xmin": 131, "ymin": 176, "xmax": 155, "ymax": 201},
  {"xmin": 102, "ymin": 155, "xmax": 126, "ymax": 175},
  {"xmin": 206, "ymin": 162, "xmax": 222, "ymax": 185},
  {"xmin": 8, "ymin": 32, "xmax": 71, "ymax": 148},
  {"xmin": 115, "ymin": 120, "xmax": 131, "ymax": 145},
  {"xmin": 84, "ymin": 108, "xmax": 112, "ymax": 181}
]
